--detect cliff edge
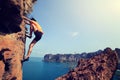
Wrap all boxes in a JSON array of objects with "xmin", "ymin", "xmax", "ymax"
[
  {"xmin": 0, "ymin": 0, "xmax": 37, "ymax": 80},
  {"xmin": 56, "ymin": 48, "xmax": 118, "ymax": 80}
]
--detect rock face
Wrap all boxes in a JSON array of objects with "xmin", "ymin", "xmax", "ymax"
[
  {"xmin": 56, "ymin": 48, "xmax": 118, "ymax": 80},
  {"xmin": 0, "ymin": 0, "xmax": 37, "ymax": 80}
]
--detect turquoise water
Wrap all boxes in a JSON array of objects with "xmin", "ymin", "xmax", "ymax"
[
  {"xmin": 23, "ymin": 57, "xmax": 120, "ymax": 80},
  {"xmin": 23, "ymin": 57, "xmax": 70, "ymax": 80}
]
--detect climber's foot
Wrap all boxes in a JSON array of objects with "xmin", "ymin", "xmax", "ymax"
[{"xmin": 22, "ymin": 56, "xmax": 29, "ymax": 62}]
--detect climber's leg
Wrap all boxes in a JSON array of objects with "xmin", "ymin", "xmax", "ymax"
[
  {"xmin": 23, "ymin": 31, "xmax": 42, "ymax": 62},
  {"xmin": 24, "ymin": 39, "xmax": 37, "ymax": 61}
]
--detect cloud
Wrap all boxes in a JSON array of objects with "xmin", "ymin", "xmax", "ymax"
[{"xmin": 71, "ymin": 32, "xmax": 79, "ymax": 37}]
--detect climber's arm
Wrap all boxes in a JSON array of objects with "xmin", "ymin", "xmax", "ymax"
[
  {"xmin": 23, "ymin": 16, "xmax": 31, "ymax": 24},
  {"xmin": 23, "ymin": 16, "xmax": 31, "ymax": 21},
  {"xmin": 24, "ymin": 20, "xmax": 30, "ymax": 25},
  {"xmin": 26, "ymin": 24, "xmax": 33, "ymax": 38}
]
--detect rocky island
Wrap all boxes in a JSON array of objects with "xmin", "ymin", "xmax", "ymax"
[{"xmin": 44, "ymin": 48, "xmax": 120, "ymax": 63}]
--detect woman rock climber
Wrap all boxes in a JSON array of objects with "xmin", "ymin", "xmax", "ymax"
[{"xmin": 23, "ymin": 16, "xmax": 43, "ymax": 61}]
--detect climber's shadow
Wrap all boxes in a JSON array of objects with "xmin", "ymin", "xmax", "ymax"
[{"xmin": 0, "ymin": 0, "xmax": 22, "ymax": 34}]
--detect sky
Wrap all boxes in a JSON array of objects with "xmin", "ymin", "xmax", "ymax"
[{"xmin": 26, "ymin": 0, "xmax": 120, "ymax": 57}]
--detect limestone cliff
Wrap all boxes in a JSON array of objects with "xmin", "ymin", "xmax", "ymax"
[
  {"xmin": 44, "ymin": 50, "xmax": 102, "ymax": 62},
  {"xmin": 56, "ymin": 48, "xmax": 118, "ymax": 80},
  {"xmin": 0, "ymin": 0, "xmax": 37, "ymax": 80}
]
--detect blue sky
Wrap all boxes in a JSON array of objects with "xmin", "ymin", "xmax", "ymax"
[{"xmin": 26, "ymin": 0, "xmax": 120, "ymax": 57}]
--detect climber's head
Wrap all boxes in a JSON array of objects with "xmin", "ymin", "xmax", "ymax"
[{"xmin": 31, "ymin": 17, "xmax": 36, "ymax": 21}]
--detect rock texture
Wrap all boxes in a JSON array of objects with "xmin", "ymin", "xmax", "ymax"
[
  {"xmin": 56, "ymin": 48, "xmax": 118, "ymax": 80},
  {"xmin": 0, "ymin": 0, "xmax": 37, "ymax": 80}
]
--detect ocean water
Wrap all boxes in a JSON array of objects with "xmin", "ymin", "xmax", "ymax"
[
  {"xmin": 23, "ymin": 57, "xmax": 71, "ymax": 80},
  {"xmin": 23, "ymin": 57, "xmax": 120, "ymax": 80}
]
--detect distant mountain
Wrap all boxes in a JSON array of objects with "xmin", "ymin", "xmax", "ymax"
[
  {"xmin": 44, "ymin": 48, "xmax": 120, "ymax": 63},
  {"xmin": 44, "ymin": 50, "xmax": 103, "ymax": 62}
]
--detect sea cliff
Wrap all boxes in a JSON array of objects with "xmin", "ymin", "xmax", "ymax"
[
  {"xmin": 44, "ymin": 48, "xmax": 120, "ymax": 63},
  {"xmin": 56, "ymin": 48, "xmax": 118, "ymax": 80}
]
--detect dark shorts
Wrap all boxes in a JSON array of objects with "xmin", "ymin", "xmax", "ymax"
[{"xmin": 34, "ymin": 30, "xmax": 43, "ymax": 42}]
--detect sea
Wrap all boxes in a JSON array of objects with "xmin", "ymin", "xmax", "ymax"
[
  {"xmin": 23, "ymin": 57, "xmax": 72, "ymax": 80},
  {"xmin": 23, "ymin": 57, "xmax": 120, "ymax": 80}
]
